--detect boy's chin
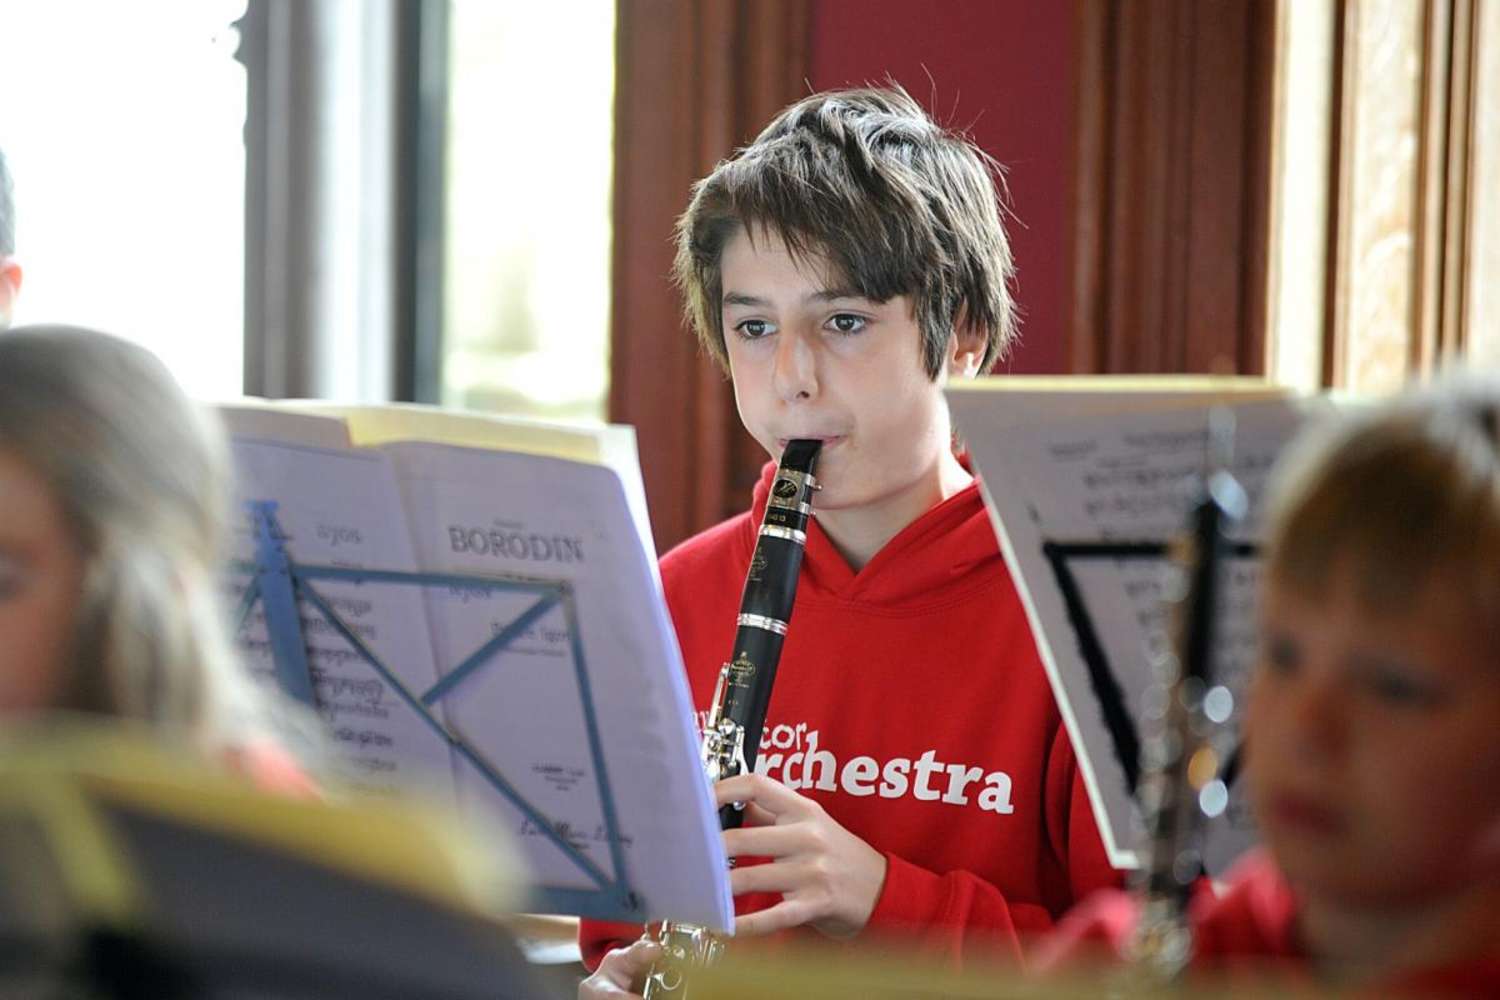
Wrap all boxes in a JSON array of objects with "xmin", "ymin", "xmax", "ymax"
[{"xmin": 1280, "ymin": 845, "xmax": 1465, "ymax": 910}]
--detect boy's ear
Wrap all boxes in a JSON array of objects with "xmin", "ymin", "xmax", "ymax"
[{"xmin": 946, "ymin": 305, "xmax": 987, "ymax": 379}]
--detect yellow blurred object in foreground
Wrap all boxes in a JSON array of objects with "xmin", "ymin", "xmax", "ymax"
[{"xmin": 0, "ymin": 721, "xmax": 549, "ymax": 998}]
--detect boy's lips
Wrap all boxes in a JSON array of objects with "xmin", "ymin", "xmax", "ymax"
[
  {"xmin": 1265, "ymin": 790, "xmax": 1347, "ymax": 836},
  {"xmin": 776, "ymin": 435, "xmax": 845, "ymax": 449}
]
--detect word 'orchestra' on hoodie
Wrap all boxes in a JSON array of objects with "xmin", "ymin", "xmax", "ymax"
[{"xmin": 580, "ymin": 460, "xmax": 1121, "ymax": 969}]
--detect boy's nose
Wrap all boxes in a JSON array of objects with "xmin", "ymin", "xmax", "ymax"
[
  {"xmin": 1284, "ymin": 675, "xmax": 1347, "ymax": 759},
  {"xmin": 771, "ymin": 329, "xmax": 818, "ymax": 402}
]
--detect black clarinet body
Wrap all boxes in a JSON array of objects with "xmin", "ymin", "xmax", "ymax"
[
  {"xmin": 714, "ymin": 437, "xmax": 820, "ymax": 828},
  {"xmin": 642, "ymin": 438, "xmax": 821, "ymax": 1000}
]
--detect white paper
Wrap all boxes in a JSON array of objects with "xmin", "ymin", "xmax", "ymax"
[
  {"xmin": 225, "ymin": 428, "xmax": 731, "ymax": 929},
  {"xmin": 381, "ymin": 441, "xmax": 729, "ymax": 927},
  {"xmin": 950, "ymin": 388, "xmax": 1314, "ymax": 874},
  {"xmin": 227, "ymin": 439, "xmax": 458, "ymax": 804},
  {"xmin": 217, "ymin": 402, "xmax": 353, "ymax": 449}
]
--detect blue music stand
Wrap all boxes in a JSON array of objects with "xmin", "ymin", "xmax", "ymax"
[{"xmin": 232, "ymin": 500, "xmax": 643, "ymax": 921}]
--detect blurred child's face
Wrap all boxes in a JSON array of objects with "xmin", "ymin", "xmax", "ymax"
[
  {"xmin": 0, "ymin": 447, "xmax": 83, "ymax": 712},
  {"xmin": 719, "ymin": 227, "xmax": 980, "ymax": 516},
  {"xmin": 1246, "ymin": 566, "xmax": 1500, "ymax": 908},
  {"xmin": 0, "ymin": 256, "xmax": 20, "ymax": 329}
]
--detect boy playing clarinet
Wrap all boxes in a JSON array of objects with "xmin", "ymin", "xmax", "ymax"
[{"xmin": 581, "ymin": 86, "xmax": 1118, "ymax": 998}]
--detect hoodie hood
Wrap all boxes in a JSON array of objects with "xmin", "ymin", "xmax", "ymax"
[{"xmin": 743, "ymin": 457, "xmax": 1003, "ymax": 611}]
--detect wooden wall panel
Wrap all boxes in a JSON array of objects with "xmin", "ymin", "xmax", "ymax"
[
  {"xmin": 1325, "ymin": 0, "xmax": 1489, "ymax": 390},
  {"xmin": 1465, "ymin": 0, "xmax": 1500, "ymax": 364}
]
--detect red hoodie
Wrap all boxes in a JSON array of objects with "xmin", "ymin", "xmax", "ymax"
[{"xmin": 580, "ymin": 461, "xmax": 1119, "ymax": 969}]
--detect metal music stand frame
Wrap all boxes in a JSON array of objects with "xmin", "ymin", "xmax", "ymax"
[
  {"xmin": 231, "ymin": 500, "xmax": 643, "ymax": 920},
  {"xmin": 1040, "ymin": 538, "xmax": 1256, "ymax": 797}
]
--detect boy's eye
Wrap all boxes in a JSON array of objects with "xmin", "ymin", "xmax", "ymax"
[
  {"xmin": 0, "ymin": 560, "xmax": 24, "ymax": 601},
  {"xmin": 826, "ymin": 313, "xmax": 866, "ymax": 335},
  {"xmin": 733, "ymin": 319, "xmax": 774, "ymax": 340},
  {"xmin": 1364, "ymin": 665, "xmax": 1444, "ymax": 708},
  {"xmin": 1261, "ymin": 632, "xmax": 1299, "ymax": 676}
]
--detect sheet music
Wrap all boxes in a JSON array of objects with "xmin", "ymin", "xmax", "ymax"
[
  {"xmin": 227, "ymin": 440, "xmax": 458, "ymax": 805},
  {"xmin": 217, "ymin": 403, "xmax": 353, "ymax": 450},
  {"xmin": 382, "ymin": 442, "xmax": 731, "ymax": 927},
  {"xmin": 950, "ymin": 392, "xmax": 1311, "ymax": 873},
  {"xmin": 224, "ymin": 418, "xmax": 732, "ymax": 930}
]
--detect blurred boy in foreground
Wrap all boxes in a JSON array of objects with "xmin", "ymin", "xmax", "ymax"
[{"xmin": 1041, "ymin": 378, "xmax": 1500, "ymax": 994}]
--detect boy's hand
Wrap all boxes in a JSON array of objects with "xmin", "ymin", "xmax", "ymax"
[
  {"xmin": 715, "ymin": 773, "xmax": 887, "ymax": 940},
  {"xmin": 577, "ymin": 939, "xmax": 659, "ymax": 1000}
]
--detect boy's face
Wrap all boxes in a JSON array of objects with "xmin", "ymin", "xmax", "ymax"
[
  {"xmin": 719, "ymin": 226, "xmax": 980, "ymax": 516},
  {"xmin": 0, "ymin": 446, "xmax": 82, "ymax": 714},
  {"xmin": 1245, "ymin": 566, "xmax": 1500, "ymax": 908}
]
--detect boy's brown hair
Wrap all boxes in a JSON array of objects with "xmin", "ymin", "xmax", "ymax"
[
  {"xmin": 673, "ymin": 85, "xmax": 1016, "ymax": 379},
  {"xmin": 1263, "ymin": 377, "xmax": 1500, "ymax": 633}
]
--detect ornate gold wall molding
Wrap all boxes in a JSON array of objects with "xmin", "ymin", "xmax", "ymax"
[{"xmin": 1324, "ymin": 0, "xmax": 1497, "ymax": 391}]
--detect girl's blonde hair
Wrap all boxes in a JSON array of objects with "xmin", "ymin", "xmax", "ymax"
[
  {"xmin": 0, "ymin": 325, "xmax": 263, "ymax": 748},
  {"xmin": 1263, "ymin": 375, "xmax": 1500, "ymax": 636}
]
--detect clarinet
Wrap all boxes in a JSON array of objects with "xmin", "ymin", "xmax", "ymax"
[
  {"xmin": 642, "ymin": 438, "xmax": 822, "ymax": 1000},
  {"xmin": 1128, "ymin": 466, "xmax": 1246, "ymax": 981}
]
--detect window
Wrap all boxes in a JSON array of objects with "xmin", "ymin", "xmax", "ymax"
[
  {"xmin": 440, "ymin": 1, "xmax": 615, "ymax": 422},
  {"xmin": 0, "ymin": 0, "xmax": 248, "ymax": 398}
]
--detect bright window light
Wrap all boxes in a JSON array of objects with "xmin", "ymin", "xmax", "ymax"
[
  {"xmin": 442, "ymin": 1, "xmax": 615, "ymax": 422},
  {"xmin": 0, "ymin": 0, "xmax": 248, "ymax": 398}
]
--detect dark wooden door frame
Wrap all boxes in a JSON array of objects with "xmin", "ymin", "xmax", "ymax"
[{"xmin": 610, "ymin": 0, "xmax": 811, "ymax": 553}]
